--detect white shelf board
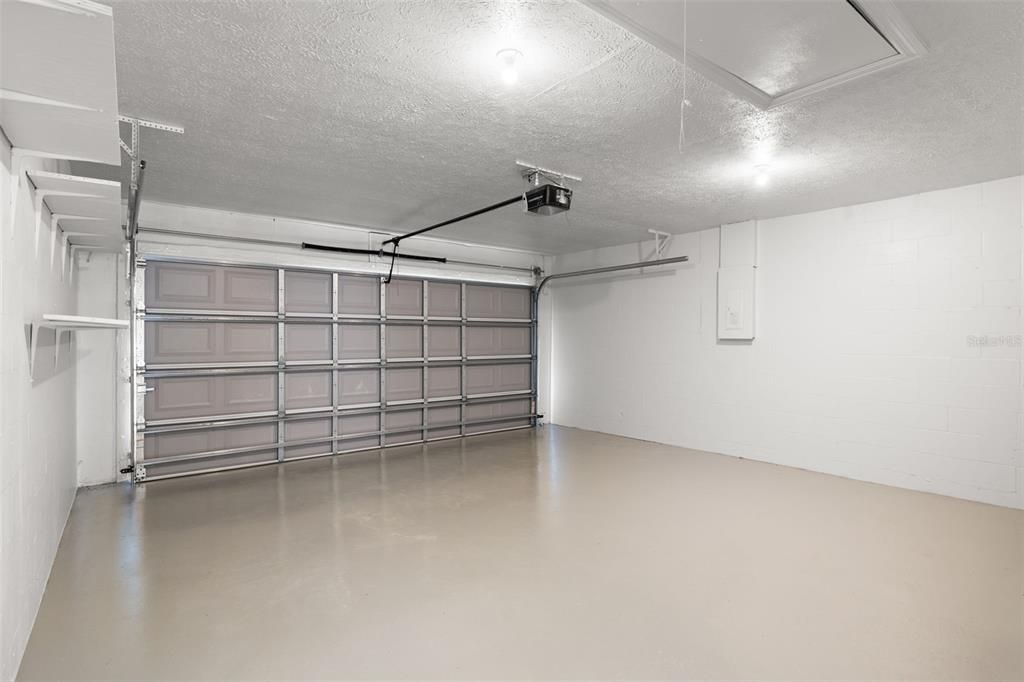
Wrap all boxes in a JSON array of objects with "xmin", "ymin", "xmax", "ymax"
[
  {"xmin": 0, "ymin": 0, "xmax": 120, "ymax": 164},
  {"xmin": 27, "ymin": 169, "xmax": 124, "ymax": 246},
  {"xmin": 30, "ymin": 313, "xmax": 128, "ymax": 380},
  {"xmin": 28, "ymin": 170, "xmax": 121, "ymax": 216},
  {"xmin": 40, "ymin": 314, "xmax": 128, "ymax": 329}
]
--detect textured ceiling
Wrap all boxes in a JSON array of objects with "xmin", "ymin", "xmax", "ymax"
[{"xmin": 96, "ymin": 0, "xmax": 1023, "ymax": 254}]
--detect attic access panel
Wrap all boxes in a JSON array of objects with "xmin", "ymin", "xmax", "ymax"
[{"xmin": 584, "ymin": 0, "xmax": 926, "ymax": 109}]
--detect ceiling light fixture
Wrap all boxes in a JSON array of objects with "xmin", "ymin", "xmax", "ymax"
[
  {"xmin": 753, "ymin": 164, "xmax": 771, "ymax": 188},
  {"xmin": 496, "ymin": 48, "xmax": 523, "ymax": 86}
]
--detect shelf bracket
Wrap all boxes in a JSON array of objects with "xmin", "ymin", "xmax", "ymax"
[{"xmin": 648, "ymin": 229, "xmax": 672, "ymax": 258}]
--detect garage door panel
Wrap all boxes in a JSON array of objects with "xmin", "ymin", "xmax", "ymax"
[
  {"xmin": 145, "ymin": 322, "xmax": 216, "ymax": 364},
  {"xmin": 466, "ymin": 418, "xmax": 531, "ymax": 434},
  {"xmin": 385, "ymin": 278, "xmax": 422, "ymax": 317},
  {"xmin": 427, "ymin": 366, "xmax": 461, "ymax": 399},
  {"xmin": 465, "ymin": 398, "xmax": 531, "ymax": 422},
  {"xmin": 147, "ymin": 262, "xmax": 278, "ymax": 312},
  {"xmin": 339, "ymin": 413, "xmax": 379, "ymax": 435},
  {"xmin": 385, "ymin": 368, "xmax": 423, "ymax": 403},
  {"xmin": 466, "ymin": 326, "xmax": 530, "ymax": 357},
  {"xmin": 338, "ymin": 414, "xmax": 380, "ymax": 450},
  {"xmin": 465, "ymin": 363, "xmax": 531, "ymax": 396},
  {"xmin": 385, "ymin": 325, "xmax": 423, "ymax": 359},
  {"xmin": 223, "ymin": 323, "xmax": 278, "ymax": 360},
  {"xmin": 147, "ymin": 449, "xmax": 279, "ymax": 477},
  {"xmin": 223, "ymin": 269, "xmax": 278, "ymax": 310},
  {"xmin": 146, "ymin": 322, "xmax": 277, "ymax": 365},
  {"xmin": 339, "ymin": 369, "xmax": 380, "ymax": 406},
  {"xmin": 148, "ymin": 374, "xmax": 278, "ymax": 422},
  {"xmin": 285, "ymin": 372, "xmax": 332, "ymax": 410},
  {"xmin": 427, "ymin": 282, "xmax": 461, "ymax": 317},
  {"xmin": 384, "ymin": 409, "xmax": 422, "ymax": 445},
  {"xmin": 284, "ymin": 418, "xmax": 332, "ymax": 459},
  {"xmin": 145, "ymin": 423, "xmax": 278, "ymax": 460},
  {"xmin": 466, "ymin": 284, "xmax": 530, "ymax": 319},
  {"xmin": 339, "ymin": 324, "xmax": 380, "ymax": 361},
  {"xmin": 338, "ymin": 275, "xmax": 379, "ymax": 316},
  {"xmin": 285, "ymin": 324, "xmax": 331, "ymax": 361},
  {"xmin": 427, "ymin": 405, "xmax": 461, "ymax": 439},
  {"xmin": 427, "ymin": 326, "xmax": 460, "ymax": 358},
  {"xmin": 285, "ymin": 271, "xmax": 332, "ymax": 313},
  {"xmin": 223, "ymin": 374, "xmax": 279, "ymax": 414},
  {"xmin": 146, "ymin": 262, "xmax": 217, "ymax": 309}
]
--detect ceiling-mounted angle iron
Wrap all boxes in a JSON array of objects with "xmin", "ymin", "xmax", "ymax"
[{"xmin": 303, "ymin": 164, "xmax": 580, "ymax": 284}]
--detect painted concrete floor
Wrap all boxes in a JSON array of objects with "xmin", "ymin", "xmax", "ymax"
[{"xmin": 19, "ymin": 426, "xmax": 1024, "ymax": 680}]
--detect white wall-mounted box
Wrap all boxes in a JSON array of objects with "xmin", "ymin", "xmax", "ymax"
[
  {"xmin": 717, "ymin": 265, "xmax": 756, "ymax": 339},
  {"xmin": 718, "ymin": 220, "xmax": 757, "ymax": 340}
]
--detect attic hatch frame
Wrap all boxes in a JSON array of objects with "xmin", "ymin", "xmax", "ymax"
[{"xmin": 582, "ymin": 0, "xmax": 927, "ymax": 110}]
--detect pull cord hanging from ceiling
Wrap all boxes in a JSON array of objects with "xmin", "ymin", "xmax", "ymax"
[{"xmin": 679, "ymin": 0, "xmax": 688, "ymax": 153}]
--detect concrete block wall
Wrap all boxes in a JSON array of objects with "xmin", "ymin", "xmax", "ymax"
[
  {"xmin": 548, "ymin": 176, "xmax": 1023, "ymax": 509},
  {"xmin": 0, "ymin": 139, "xmax": 80, "ymax": 679}
]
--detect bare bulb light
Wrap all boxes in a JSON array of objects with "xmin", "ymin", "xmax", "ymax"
[{"xmin": 496, "ymin": 48, "xmax": 522, "ymax": 86}]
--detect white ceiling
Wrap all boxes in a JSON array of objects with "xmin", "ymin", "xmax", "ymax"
[{"xmin": 92, "ymin": 0, "xmax": 1023, "ymax": 254}]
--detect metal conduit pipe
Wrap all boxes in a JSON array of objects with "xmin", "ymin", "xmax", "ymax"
[{"xmin": 529, "ymin": 254, "xmax": 690, "ymax": 425}]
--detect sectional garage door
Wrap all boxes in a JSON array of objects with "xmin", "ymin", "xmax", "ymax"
[{"xmin": 134, "ymin": 260, "xmax": 536, "ymax": 480}]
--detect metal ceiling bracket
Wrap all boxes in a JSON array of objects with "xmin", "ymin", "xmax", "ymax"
[
  {"xmin": 515, "ymin": 160, "xmax": 583, "ymax": 187},
  {"xmin": 648, "ymin": 229, "xmax": 671, "ymax": 258},
  {"xmin": 118, "ymin": 115, "xmax": 180, "ymax": 237}
]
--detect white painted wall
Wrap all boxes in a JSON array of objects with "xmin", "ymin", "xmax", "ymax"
[
  {"xmin": 548, "ymin": 176, "xmax": 1024, "ymax": 509},
  {"xmin": 0, "ymin": 139, "xmax": 80, "ymax": 679},
  {"xmin": 75, "ymin": 252, "xmax": 124, "ymax": 487}
]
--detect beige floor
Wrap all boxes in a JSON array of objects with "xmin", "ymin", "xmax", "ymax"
[{"xmin": 18, "ymin": 426, "xmax": 1024, "ymax": 680}]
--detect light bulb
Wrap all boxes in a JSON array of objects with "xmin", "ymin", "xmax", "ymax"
[
  {"xmin": 753, "ymin": 164, "xmax": 770, "ymax": 188},
  {"xmin": 501, "ymin": 66, "xmax": 518, "ymax": 85},
  {"xmin": 496, "ymin": 48, "xmax": 522, "ymax": 87}
]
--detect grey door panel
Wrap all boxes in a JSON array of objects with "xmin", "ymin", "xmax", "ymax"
[
  {"xmin": 145, "ymin": 321, "xmax": 278, "ymax": 365},
  {"xmin": 385, "ymin": 325, "xmax": 422, "ymax": 359},
  {"xmin": 338, "ymin": 275, "xmax": 379, "ymax": 316},
  {"xmin": 465, "ymin": 398, "xmax": 531, "ymax": 421},
  {"xmin": 384, "ymin": 409, "xmax": 422, "ymax": 444},
  {"xmin": 465, "ymin": 363, "xmax": 531, "ymax": 395},
  {"xmin": 466, "ymin": 284, "xmax": 530, "ymax": 319},
  {"xmin": 339, "ymin": 324, "xmax": 380, "ymax": 361},
  {"xmin": 385, "ymin": 278, "xmax": 422, "ymax": 316},
  {"xmin": 384, "ymin": 368, "xmax": 422, "ymax": 403},
  {"xmin": 338, "ymin": 369, "xmax": 380, "ymax": 406},
  {"xmin": 145, "ymin": 423, "xmax": 277, "ymax": 460},
  {"xmin": 284, "ymin": 372, "xmax": 332, "ymax": 410},
  {"xmin": 427, "ymin": 405, "xmax": 461, "ymax": 439},
  {"xmin": 146, "ymin": 262, "xmax": 278, "ymax": 312},
  {"xmin": 146, "ymin": 374, "xmax": 278, "ymax": 421},
  {"xmin": 427, "ymin": 282, "xmax": 461, "ymax": 317},
  {"xmin": 427, "ymin": 325, "xmax": 460, "ymax": 358},
  {"xmin": 146, "ymin": 449, "xmax": 279, "ymax": 476},
  {"xmin": 427, "ymin": 366, "xmax": 461, "ymax": 399},
  {"xmin": 466, "ymin": 326, "xmax": 530, "ymax": 357},
  {"xmin": 339, "ymin": 414, "xmax": 380, "ymax": 451},
  {"xmin": 284, "ymin": 324, "xmax": 332, "ymax": 361},
  {"xmin": 285, "ymin": 271, "xmax": 332, "ymax": 313},
  {"xmin": 284, "ymin": 418, "xmax": 333, "ymax": 459}
]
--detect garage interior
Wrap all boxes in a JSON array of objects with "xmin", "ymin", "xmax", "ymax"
[{"xmin": 1, "ymin": 0, "xmax": 1022, "ymax": 679}]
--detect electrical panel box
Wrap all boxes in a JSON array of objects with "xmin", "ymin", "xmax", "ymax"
[
  {"xmin": 717, "ymin": 266, "xmax": 756, "ymax": 340},
  {"xmin": 718, "ymin": 220, "xmax": 757, "ymax": 340}
]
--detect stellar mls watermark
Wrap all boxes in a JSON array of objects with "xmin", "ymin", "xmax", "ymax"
[{"xmin": 966, "ymin": 334, "xmax": 1023, "ymax": 347}]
